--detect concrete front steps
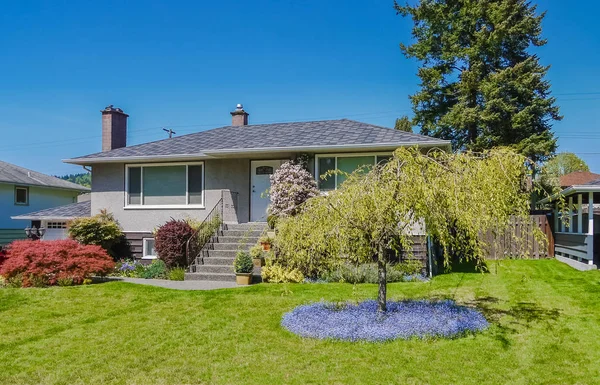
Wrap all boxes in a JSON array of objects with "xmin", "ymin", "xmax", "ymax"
[{"xmin": 185, "ymin": 222, "xmax": 267, "ymax": 282}]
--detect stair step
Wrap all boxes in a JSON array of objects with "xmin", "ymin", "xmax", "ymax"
[
  {"xmin": 213, "ymin": 243, "xmax": 253, "ymax": 251},
  {"xmin": 206, "ymin": 250, "xmax": 239, "ymax": 258},
  {"xmin": 221, "ymin": 230, "xmax": 264, "ymax": 237},
  {"xmin": 215, "ymin": 236, "xmax": 260, "ymax": 244},
  {"xmin": 225, "ymin": 223, "xmax": 268, "ymax": 231},
  {"xmin": 196, "ymin": 264, "xmax": 234, "ymax": 274},
  {"xmin": 185, "ymin": 272, "xmax": 237, "ymax": 282},
  {"xmin": 201, "ymin": 256, "xmax": 236, "ymax": 265}
]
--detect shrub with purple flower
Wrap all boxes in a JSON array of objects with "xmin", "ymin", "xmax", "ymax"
[
  {"xmin": 115, "ymin": 259, "xmax": 144, "ymax": 278},
  {"xmin": 281, "ymin": 300, "xmax": 488, "ymax": 342}
]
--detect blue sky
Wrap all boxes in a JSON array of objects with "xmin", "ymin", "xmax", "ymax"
[{"xmin": 0, "ymin": 0, "xmax": 599, "ymax": 176}]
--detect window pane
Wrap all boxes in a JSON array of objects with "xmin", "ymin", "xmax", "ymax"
[
  {"xmin": 318, "ymin": 157, "xmax": 336, "ymax": 190},
  {"xmin": 143, "ymin": 166, "xmax": 186, "ymax": 205},
  {"xmin": 128, "ymin": 167, "xmax": 141, "ymax": 205},
  {"xmin": 15, "ymin": 187, "xmax": 28, "ymax": 204},
  {"xmin": 376, "ymin": 155, "xmax": 392, "ymax": 165},
  {"xmin": 144, "ymin": 239, "xmax": 156, "ymax": 257},
  {"xmin": 188, "ymin": 165, "xmax": 203, "ymax": 205},
  {"xmin": 337, "ymin": 156, "xmax": 375, "ymax": 186}
]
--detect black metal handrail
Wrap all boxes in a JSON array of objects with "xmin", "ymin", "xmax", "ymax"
[
  {"xmin": 185, "ymin": 199, "xmax": 223, "ymax": 269},
  {"xmin": 185, "ymin": 190, "xmax": 239, "ymax": 270}
]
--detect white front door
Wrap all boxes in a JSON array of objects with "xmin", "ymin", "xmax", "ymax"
[{"xmin": 250, "ymin": 160, "xmax": 283, "ymax": 222}]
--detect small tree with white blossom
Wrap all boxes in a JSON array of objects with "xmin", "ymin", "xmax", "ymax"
[{"xmin": 268, "ymin": 161, "xmax": 319, "ymax": 218}]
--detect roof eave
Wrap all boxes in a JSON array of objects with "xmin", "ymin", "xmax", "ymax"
[
  {"xmin": 0, "ymin": 180, "xmax": 90, "ymax": 192},
  {"xmin": 63, "ymin": 141, "xmax": 452, "ymax": 165},
  {"xmin": 538, "ymin": 185, "xmax": 600, "ymax": 204},
  {"xmin": 11, "ymin": 215, "xmax": 81, "ymax": 221}
]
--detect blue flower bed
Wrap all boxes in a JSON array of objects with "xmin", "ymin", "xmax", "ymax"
[{"xmin": 282, "ymin": 300, "xmax": 488, "ymax": 342}]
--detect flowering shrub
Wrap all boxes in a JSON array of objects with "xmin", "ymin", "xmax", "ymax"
[
  {"xmin": 269, "ymin": 161, "xmax": 319, "ymax": 218},
  {"xmin": 114, "ymin": 260, "xmax": 145, "ymax": 277},
  {"xmin": 154, "ymin": 219, "xmax": 195, "ymax": 268},
  {"xmin": 282, "ymin": 300, "xmax": 488, "ymax": 341},
  {"xmin": 0, "ymin": 240, "xmax": 114, "ymax": 287}
]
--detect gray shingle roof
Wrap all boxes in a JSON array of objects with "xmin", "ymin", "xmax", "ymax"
[
  {"xmin": 67, "ymin": 119, "xmax": 449, "ymax": 163},
  {"xmin": 11, "ymin": 200, "xmax": 91, "ymax": 220},
  {"xmin": 583, "ymin": 178, "xmax": 600, "ymax": 186},
  {"xmin": 0, "ymin": 161, "xmax": 90, "ymax": 191}
]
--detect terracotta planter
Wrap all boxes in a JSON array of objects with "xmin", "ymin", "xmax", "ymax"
[
  {"xmin": 236, "ymin": 273, "xmax": 252, "ymax": 285},
  {"xmin": 261, "ymin": 242, "xmax": 271, "ymax": 251},
  {"xmin": 252, "ymin": 257, "xmax": 264, "ymax": 267}
]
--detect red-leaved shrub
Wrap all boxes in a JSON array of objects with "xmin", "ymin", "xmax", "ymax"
[
  {"xmin": 154, "ymin": 219, "xmax": 195, "ymax": 268},
  {"xmin": 0, "ymin": 239, "xmax": 115, "ymax": 287}
]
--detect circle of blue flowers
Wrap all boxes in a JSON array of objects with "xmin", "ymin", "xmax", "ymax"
[{"xmin": 281, "ymin": 300, "xmax": 489, "ymax": 342}]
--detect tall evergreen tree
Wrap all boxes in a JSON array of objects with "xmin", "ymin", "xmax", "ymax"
[
  {"xmin": 394, "ymin": 116, "xmax": 413, "ymax": 132},
  {"xmin": 395, "ymin": 0, "xmax": 562, "ymax": 163}
]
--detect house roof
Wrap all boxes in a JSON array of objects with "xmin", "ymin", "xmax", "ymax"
[
  {"xmin": 0, "ymin": 161, "xmax": 90, "ymax": 191},
  {"xmin": 64, "ymin": 119, "xmax": 451, "ymax": 165},
  {"xmin": 11, "ymin": 200, "xmax": 91, "ymax": 221},
  {"xmin": 538, "ymin": 177, "xmax": 600, "ymax": 204},
  {"xmin": 559, "ymin": 171, "xmax": 600, "ymax": 188}
]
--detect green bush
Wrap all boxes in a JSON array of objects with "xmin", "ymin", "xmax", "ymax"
[
  {"xmin": 140, "ymin": 260, "xmax": 168, "ymax": 279},
  {"xmin": 5, "ymin": 274, "xmax": 23, "ymax": 288},
  {"xmin": 261, "ymin": 264, "xmax": 304, "ymax": 283},
  {"xmin": 267, "ymin": 215, "xmax": 278, "ymax": 230},
  {"xmin": 234, "ymin": 251, "xmax": 253, "ymax": 274},
  {"xmin": 68, "ymin": 210, "xmax": 131, "ymax": 261},
  {"xmin": 168, "ymin": 267, "xmax": 185, "ymax": 281},
  {"xmin": 57, "ymin": 277, "xmax": 74, "ymax": 287},
  {"xmin": 249, "ymin": 245, "xmax": 264, "ymax": 260}
]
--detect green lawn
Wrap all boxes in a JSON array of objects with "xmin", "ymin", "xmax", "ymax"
[{"xmin": 1, "ymin": 260, "xmax": 600, "ymax": 385}]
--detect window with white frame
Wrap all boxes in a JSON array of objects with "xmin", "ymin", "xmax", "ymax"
[
  {"xmin": 46, "ymin": 222, "xmax": 67, "ymax": 229},
  {"xmin": 142, "ymin": 238, "xmax": 157, "ymax": 259},
  {"xmin": 126, "ymin": 162, "xmax": 204, "ymax": 207},
  {"xmin": 14, "ymin": 186, "xmax": 29, "ymax": 205},
  {"xmin": 315, "ymin": 154, "xmax": 392, "ymax": 191}
]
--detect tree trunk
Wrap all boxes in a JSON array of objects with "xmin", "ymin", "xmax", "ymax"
[{"xmin": 377, "ymin": 256, "xmax": 387, "ymax": 312}]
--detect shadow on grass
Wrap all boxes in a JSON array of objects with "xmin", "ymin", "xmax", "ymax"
[{"xmin": 463, "ymin": 296, "xmax": 561, "ymax": 349}]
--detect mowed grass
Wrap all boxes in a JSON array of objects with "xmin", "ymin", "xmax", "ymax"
[{"xmin": 1, "ymin": 260, "xmax": 600, "ymax": 385}]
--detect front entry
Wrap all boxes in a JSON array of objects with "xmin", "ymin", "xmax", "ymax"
[{"xmin": 250, "ymin": 160, "xmax": 283, "ymax": 222}]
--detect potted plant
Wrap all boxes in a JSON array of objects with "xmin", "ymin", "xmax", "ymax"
[
  {"xmin": 249, "ymin": 244, "xmax": 265, "ymax": 267},
  {"xmin": 234, "ymin": 251, "xmax": 254, "ymax": 285},
  {"xmin": 259, "ymin": 234, "xmax": 274, "ymax": 251}
]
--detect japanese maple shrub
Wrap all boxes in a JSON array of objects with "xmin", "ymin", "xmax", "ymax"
[
  {"xmin": 0, "ymin": 239, "xmax": 114, "ymax": 287},
  {"xmin": 268, "ymin": 161, "xmax": 319, "ymax": 218},
  {"xmin": 154, "ymin": 219, "xmax": 195, "ymax": 268}
]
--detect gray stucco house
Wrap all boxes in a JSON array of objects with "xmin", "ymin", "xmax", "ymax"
[{"xmin": 47, "ymin": 104, "xmax": 449, "ymax": 260}]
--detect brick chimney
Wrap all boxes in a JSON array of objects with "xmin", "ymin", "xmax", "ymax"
[
  {"xmin": 101, "ymin": 105, "xmax": 128, "ymax": 152},
  {"xmin": 230, "ymin": 103, "xmax": 249, "ymax": 126}
]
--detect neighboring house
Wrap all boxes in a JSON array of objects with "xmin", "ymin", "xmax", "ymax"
[
  {"xmin": 539, "ymin": 178, "xmax": 600, "ymax": 271},
  {"xmin": 559, "ymin": 171, "xmax": 600, "ymax": 189},
  {"xmin": 0, "ymin": 161, "xmax": 90, "ymax": 245}
]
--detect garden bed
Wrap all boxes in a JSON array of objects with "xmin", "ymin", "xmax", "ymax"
[{"xmin": 281, "ymin": 300, "xmax": 488, "ymax": 341}]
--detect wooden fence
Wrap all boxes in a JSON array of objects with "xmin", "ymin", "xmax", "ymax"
[{"xmin": 482, "ymin": 215, "xmax": 554, "ymax": 260}]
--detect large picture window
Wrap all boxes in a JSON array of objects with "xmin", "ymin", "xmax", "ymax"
[
  {"xmin": 126, "ymin": 162, "xmax": 204, "ymax": 207},
  {"xmin": 315, "ymin": 154, "xmax": 392, "ymax": 191}
]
